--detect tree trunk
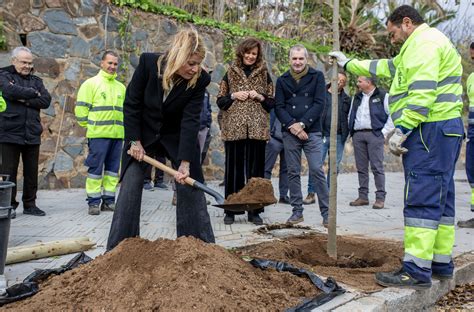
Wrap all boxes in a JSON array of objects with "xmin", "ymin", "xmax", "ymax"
[
  {"xmin": 214, "ymin": 0, "xmax": 225, "ymax": 22},
  {"xmin": 327, "ymin": 0, "xmax": 340, "ymax": 259}
]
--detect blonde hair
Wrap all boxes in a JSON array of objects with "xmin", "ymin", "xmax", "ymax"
[{"xmin": 159, "ymin": 29, "xmax": 206, "ymax": 91}]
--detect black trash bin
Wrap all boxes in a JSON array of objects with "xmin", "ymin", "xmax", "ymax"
[{"xmin": 0, "ymin": 179, "xmax": 15, "ymax": 276}]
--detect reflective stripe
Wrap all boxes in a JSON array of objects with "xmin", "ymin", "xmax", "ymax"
[
  {"xmin": 76, "ymin": 101, "xmax": 92, "ymax": 109},
  {"xmin": 432, "ymin": 254, "xmax": 451, "ymax": 263},
  {"xmin": 406, "ymin": 104, "xmax": 429, "ymax": 116},
  {"xmin": 90, "ymin": 106, "xmax": 123, "ymax": 112},
  {"xmin": 86, "ymin": 192, "xmax": 101, "ymax": 198},
  {"xmin": 408, "ymin": 80, "xmax": 437, "ymax": 91},
  {"xmin": 87, "ymin": 120, "xmax": 124, "ymax": 126},
  {"xmin": 388, "ymin": 59, "xmax": 396, "ymax": 77},
  {"xmin": 404, "ymin": 253, "xmax": 432, "ymax": 269},
  {"xmin": 439, "ymin": 217, "xmax": 454, "ymax": 225},
  {"xmin": 435, "ymin": 94, "xmax": 462, "ymax": 103},
  {"xmin": 76, "ymin": 116, "xmax": 88, "ymax": 122},
  {"xmin": 389, "ymin": 92, "xmax": 408, "ymax": 104},
  {"xmin": 103, "ymin": 191, "xmax": 115, "ymax": 197},
  {"xmin": 469, "ymin": 119, "xmax": 474, "ymax": 125},
  {"xmin": 391, "ymin": 109, "xmax": 403, "ymax": 121},
  {"xmin": 104, "ymin": 171, "xmax": 119, "ymax": 177},
  {"xmin": 87, "ymin": 173, "xmax": 102, "ymax": 180},
  {"xmin": 438, "ymin": 76, "xmax": 462, "ymax": 87},
  {"xmin": 369, "ymin": 60, "xmax": 378, "ymax": 78},
  {"xmin": 405, "ymin": 217, "xmax": 438, "ymax": 230}
]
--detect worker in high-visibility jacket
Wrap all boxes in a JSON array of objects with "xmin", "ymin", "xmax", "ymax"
[
  {"xmin": 330, "ymin": 5, "xmax": 463, "ymax": 289},
  {"xmin": 458, "ymin": 42, "xmax": 474, "ymax": 228},
  {"xmin": 75, "ymin": 51, "xmax": 125, "ymax": 215},
  {"xmin": 0, "ymin": 92, "xmax": 6, "ymax": 112}
]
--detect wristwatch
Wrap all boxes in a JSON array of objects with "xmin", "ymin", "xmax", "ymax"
[
  {"xmin": 299, "ymin": 122, "xmax": 305, "ymax": 129},
  {"xmin": 230, "ymin": 93, "xmax": 235, "ymax": 100}
]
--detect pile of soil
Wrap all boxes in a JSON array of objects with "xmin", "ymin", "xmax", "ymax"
[
  {"xmin": 436, "ymin": 283, "xmax": 474, "ymax": 311},
  {"xmin": 4, "ymin": 237, "xmax": 320, "ymax": 311},
  {"xmin": 235, "ymin": 233, "xmax": 404, "ymax": 292},
  {"xmin": 225, "ymin": 177, "xmax": 277, "ymax": 204}
]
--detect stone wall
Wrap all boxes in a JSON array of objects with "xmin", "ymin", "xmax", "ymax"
[{"xmin": 0, "ymin": 0, "xmax": 463, "ymax": 190}]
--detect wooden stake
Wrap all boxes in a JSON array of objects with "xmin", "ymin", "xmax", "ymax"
[
  {"xmin": 6, "ymin": 237, "xmax": 96, "ymax": 265},
  {"xmin": 327, "ymin": 0, "xmax": 340, "ymax": 259}
]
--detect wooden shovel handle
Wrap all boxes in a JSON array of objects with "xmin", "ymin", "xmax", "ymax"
[{"xmin": 142, "ymin": 155, "xmax": 196, "ymax": 187}]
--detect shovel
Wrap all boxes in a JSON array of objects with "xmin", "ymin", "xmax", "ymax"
[{"xmin": 142, "ymin": 155, "xmax": 272, "ymax": 212}]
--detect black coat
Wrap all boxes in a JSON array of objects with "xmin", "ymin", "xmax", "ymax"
[
  {"xmin": 122, "ymin": 53, "xmax": 210, "ymax": 178},
  {"xmin": 275, "ymin": 67, "xmax": 326, "ymax": 133},
  {"xmin": 0, "ymin": 65, "xmax": 51, "ymax": 145},
  {"xmin": 321, "ymin": 86, "xmax": 351, "ymax": 142}
]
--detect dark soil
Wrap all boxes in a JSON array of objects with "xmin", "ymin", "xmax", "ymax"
[
  {"xmin": 2, "ymin": 237, "xmax": 320, "ymax": 311},
  {"xmin": 225, "ymin": 177, "xmax": 277, "ymax": 204},
  {"xmin": 235, "ymin": 233, "xmax": 404, "ymax": 292}
]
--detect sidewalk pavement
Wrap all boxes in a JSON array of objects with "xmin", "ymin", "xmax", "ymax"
[{"xmin": 3, "ymin": 171, "xmax": 474, "ymax": 308}]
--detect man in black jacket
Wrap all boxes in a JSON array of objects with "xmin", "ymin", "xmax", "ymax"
[
  {"xmin": 275, "ymin": 44, "xmax": 329, "ymax": 226},
  {"xmin": 0, "ymin": 47, "xmax": 51, "ymax": 217}
]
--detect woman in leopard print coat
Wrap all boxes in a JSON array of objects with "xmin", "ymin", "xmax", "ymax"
[{"xmin": 217, "ymin": 38, "xmax": 275, "ymax": 225}]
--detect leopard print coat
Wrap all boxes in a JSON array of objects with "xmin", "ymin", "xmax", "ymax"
[{"xmin": 218, "ymin": 62, "xmax": 273, "ymax": 142}]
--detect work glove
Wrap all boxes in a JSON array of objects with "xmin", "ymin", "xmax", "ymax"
[
  {"xmin": 328, "ymin": 51, "xmax": 350, "ymax": 67},
  {"xmin": 387, "ymin": 127, "xmax": 410, "ymax": 156}
]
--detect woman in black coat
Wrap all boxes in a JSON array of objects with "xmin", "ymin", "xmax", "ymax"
[{"xmin": 106, "ymin": 29, "xmax": 215, "ymax": 250}]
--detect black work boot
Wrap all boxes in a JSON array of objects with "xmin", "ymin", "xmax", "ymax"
[
  {"xmin": 375, "ymin": 268, "xmax": 432, "ymax": 290},
  {"xmin": 223, "ymin": 214, "xmax": 234, "ymax": 225},
  {"xmin": 457, "ymin": 218, "xmax": 474, "ymax": 228},
  {"xmin": 101, "ymin": 202, "xmax": 115, "ymax": 211},
  {"xmin": 248, "ymin": 213, "xmax": 263, "ymax": 225}
]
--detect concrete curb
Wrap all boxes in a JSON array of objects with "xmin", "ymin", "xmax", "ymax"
[{"xmin": 314, "ymin": 252, "xmax": 474, "ymax": 311}]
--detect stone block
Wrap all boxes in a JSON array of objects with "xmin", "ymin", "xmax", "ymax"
[
  {"xmin": 100, "ymin": 14, "xmax": 119, "ymax": 32},
  {"xmin": 53, "ymin": 150, "xmax": 74, "ymax": 174},
  {"xmin": 73, "ymin": 17, "xmax": 97, "ymax": 26},
  {"xmin": 206, "ymin": 82, "xmax": 220, "ymax": 97},
  {"xmin": 64, "ymin": 59, "xmax": 81, "ymax": 81},
  {"xmin": 211, "ymin": 150, "xmax": 224, "ymax": 167},
  {"xmin": 0, "ymin": 52, "xmax": 11, "ymax": 68},
  {"xmin": 70, "ymin": 174, "xmax": 86, "ymax": 188},
  {"xmin": 44, "ymin": 9, "xmax": 78, "ymax": 35},
  {"xmin": 133, "ymin": 29, "xmax": 147, "ymax": 42},
  {"xmin": 64, "ymin": 145, "xmax": 83, "ymax": 158},
  {"xmin": 63, "ymin": 136, "xmax": 86, "ymax": 145},
  {"xmin": 81, "ymin": 63, "xmax": 99, "ymax": 78},
  {"xmin": 80, "ymin": 0, "xmax": 97, "ymax": 16},
  {"xmin": 211, "ymin": 63, "xmax": 226, "ymax": 83},
  {"xmin": 29, "ymin": 32, "xmax": 70, "ymax": 58},
  {"xmin": 32, "ymin": 0, "xmax": 44, "ymax": 8},
  {"xmin": 162, "ymin": 19, "xmax": 177, "ymax": 35},
  {"xmin": 45, "ymin": 0, "xmax": 61, "ymax": 7},
  {"xmin": 70, "ymin": 37, "xmax": 90, "ymax": 58},
  {"xmin": 33, "ymin": 57, "xmax": 60, "ymax": 78},
  {"xmin": 19, "ymin": 14, "xmax": 46, "ymax": 32},
  {"xmin": 79, "ymin": 25, "xmax": 101, "ymax": 39},
  {"xmin": 89, "ymin": 35, "xmax": 105, "ymax": 55},
  {"xmin": 3, "ymin": 0, "xmax": 30, "ymax": 16},
  {"xmin": 203, "ymin": 51, "xmax": 216, "ymax": 72}
]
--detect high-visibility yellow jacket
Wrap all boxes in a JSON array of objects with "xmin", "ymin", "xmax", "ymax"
[
  {"xmin": 346, "ymin": 23, "xmax": 463, "ymax": 130},
  {"xmin": 75, "ymin": 70, "xmax": 126, "ymax": 139},
  {"xmin": 0, "ymin": 92, "xmax": 5, "ymax": 112},
  {"xmin": 468, "ymin": 73, "xmax": 474, "ymax": 127}
]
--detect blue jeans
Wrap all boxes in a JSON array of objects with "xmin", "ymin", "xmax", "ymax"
[
  {"xmin": 283, "ymin": 132, "xmax": 328, "ymax": 218},
  {"xmin": 308, "ymin": 134, "xmax": 345, "ymax": 193}
]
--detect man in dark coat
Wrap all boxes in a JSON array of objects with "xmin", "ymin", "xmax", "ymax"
[
  {"xmin": 275, "ymin": 44, "xmax": 329, "ymax": 226},
  {"xmin": 0, "ymin": 46, "xmax": 51, "ymax": 218}
]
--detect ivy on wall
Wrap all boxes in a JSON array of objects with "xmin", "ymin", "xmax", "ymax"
[
  {"xmin": 112, "ymin": 0, "xmax": 331, "ymax": 75},
  {"xmin": 0, "ymin": 20, "xmax": 7, "ymax": 51}
]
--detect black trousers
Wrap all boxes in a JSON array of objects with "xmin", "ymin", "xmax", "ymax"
[
  {"xmin": 224, "ymin": 139, "xmax": 266, "ymax": 216},
  {"xmin": 0, "ymin": 143, "xmax": 40, "ymax": 209}
]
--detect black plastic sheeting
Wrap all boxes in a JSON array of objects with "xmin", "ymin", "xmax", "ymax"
[
  {"xmin": 250, "ymin": 259, "xmax": 345, "ymax": 311},
  {"xmin": 0, "ymin": 252, "xmax": 92, "ymax": 306}
]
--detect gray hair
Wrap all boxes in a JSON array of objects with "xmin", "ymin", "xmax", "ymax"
[
  {"xmin": 362, "ymin": 76, "xmax": 377, "ymax": 86},
  {"xmin": 11, "ymin": 46, "xmax": 32, "ymax": 60},
  {"xmin": 288, "ymin": 44, "xmax": 308, "ymax": 59}
]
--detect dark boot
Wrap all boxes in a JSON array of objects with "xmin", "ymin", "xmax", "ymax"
[
  {"xmin": 224, "ymin": 214, "xmax": 234, "ymax": 225},
  {"xmin": 248, "ymin": 213, "xmax": 263, "ymax": 225},
  {"xmin": 23, "ymin": 206, "xmax": 46, "ymax": 216},
  {"xmin": 375, "ymin": 268, "xmax": 431, "ymax": 290}
]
